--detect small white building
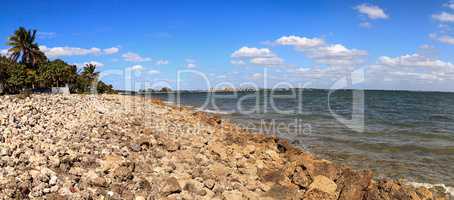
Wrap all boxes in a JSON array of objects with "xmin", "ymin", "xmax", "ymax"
[{"xmin": 51, "ymin": 84, "xmax": 70, "ymax": 95}]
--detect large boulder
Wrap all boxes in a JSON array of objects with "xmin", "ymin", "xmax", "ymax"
[{"xmin": 308, "ymin": 175, "xmax": 337, "ymax": 196}]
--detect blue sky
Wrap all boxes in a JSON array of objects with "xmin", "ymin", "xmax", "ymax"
[{"xmin": 2, "ymin": 0, "xmax": 454, "ymax": 91}]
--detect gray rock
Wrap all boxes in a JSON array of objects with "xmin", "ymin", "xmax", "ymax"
[
  {"xmin": 130, "ymin": 143, "xmax": 142, "ymax": 152},
  {"xmin": 49, "ymin": 175, "xmax": 58, "ymax": 186},
  {"xmin": 0, "ymin": 94, "xmax": 437, "ymax": 200},
  {"xmin": 204, "ymin": 179, "xmax": 215, "ymax": 190},
  {"xmin": 0, "ymin": 146, "xmax": 10, "ymax": 156}
]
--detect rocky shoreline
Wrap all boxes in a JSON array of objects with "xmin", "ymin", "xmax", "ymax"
[{"xmin": 0, "ymin": 94, "xmax": 450, "ymax": 200}]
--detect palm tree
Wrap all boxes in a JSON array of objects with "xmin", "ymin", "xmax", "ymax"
[
  {"xmin": 7, "ymin": 27, "xmax": 47, "ymax": 68},
  {"xmin": 0, "ymin": 56, "xmax": 11, "ymax": 93},
  {"xmin": 82, "ymin": 63, "xmax": 100, "ymax": 93},
  {"xmin": 82, "ymin": 63, "xmax": 99, "ymax": 80}
]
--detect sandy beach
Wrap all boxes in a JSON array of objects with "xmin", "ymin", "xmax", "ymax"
[{"xmin": 0, "ymin": 94, "xmax": 450, "ymax": 200}]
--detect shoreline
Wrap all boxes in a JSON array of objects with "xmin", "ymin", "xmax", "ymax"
[
  {"xmin": 0, "ymin": 94, "xmax": 451, "ymax": 199},
  {"xmin": 160, "ymin": 96, "xmax": 454, "ymax": 194},
  {"xmin": 165, "ymin": 96, "xmax": 454, "ymax": 198}
]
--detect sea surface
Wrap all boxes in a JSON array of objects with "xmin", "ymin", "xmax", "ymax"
[{"xmin": 147, "ymin": 89, "xmax": 454, "ymax": 191}]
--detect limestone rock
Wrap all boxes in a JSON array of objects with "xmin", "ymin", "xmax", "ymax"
[
  {"xmin": 130, "ymin": 143, "xmax": 142, "ymax": 152},
  {"xmin": 204, "ymin": 179, "xmax": 215, "ymax": 190},
  {"xmin": 222, "ymin": 190, "xmax": 243, "ymax": 200},
  {"xmin": 304, "ymin": 189, "xmax": 336, "ymax": 200},
  {"xmin": 308, "ymin": 175, "xmax": 337, "ymax": 196},
  {"xmin": 0, "ymin": 94, "xmax": 443, "ymax": 200},
  {"xmin": 160, "ymin": 177, "xmax": 182, "ymax": 196}
]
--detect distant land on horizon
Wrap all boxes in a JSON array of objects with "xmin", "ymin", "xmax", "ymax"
[{"xmin": 116, "ymin": 87, "xmax": 454, "ymax": 95}]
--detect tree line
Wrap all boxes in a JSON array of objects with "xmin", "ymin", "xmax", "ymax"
[{"xmin": 0, "ymin": 27, "xmax": 116, "ymax": 94}]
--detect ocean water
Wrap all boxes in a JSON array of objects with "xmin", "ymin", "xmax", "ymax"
[{"xmin": 148, "ymin": 89, "xmax": 454, "ymax": 189}]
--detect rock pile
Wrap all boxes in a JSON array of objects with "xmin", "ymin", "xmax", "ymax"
[{"xmin": 0, "ymin": 94, "xmax": 450, "ymax": 199}]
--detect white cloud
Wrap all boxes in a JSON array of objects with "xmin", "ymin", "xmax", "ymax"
[
  {"xmin": 122, "ymin": 52, "xmax": 151, "ymax": 62},
  {"xmin": 230, "ymin": 60, "xmax": 246, "ymax": 65},
  {"xmin": 376, "ymin": 71, "xmax": 440, "ymax": 83},
  {"xmin": 364, "ymin": 53, "xmax": 454, "ymax": 91},
  {"xmin": 275, "ymin": 36, "xmax": 325, "ymax": 49},
  {"xmin": 148, "ymin": 70, "xmax": 160, "ymax": 75},
  {"xmin": 230, "ymin": 46, "xmax": 284, "ymax": 67},
  {"xmin": 129, "ymin": 65, "xmax": 145, "ymax": 72},
  {"xmin": 297, "ymin": 68, "xmax": 311, "ymax": 73},
  {"xmin": 39, "ymin": 45, "xmax": 119, "ymax": 57},
  {"xmin": 185, "ymin": 58, "xmax": 197, "ymax": 68},
  {"xmin": 432, "ymin": 12, "xmax": 454, "ymax": 23},
  {"xmin": 274, "ymin": 35, "xmax": 367, "ymax": 66},
  {"xmin": 378, "ymin": 54, "xmax": 454, "ymax": 70},
  {"xmin": 419, "ymin": 44, "xmax": 435, "ymax": 50},
  {"xmin": 431, "ymin": 34, "xmax": 454, "ymax": 44},
  {"xmin": 445, "ymin": 1, "xmax": 454, "ymax": 9},
  {"xmin": 156, "ymin": 59, "xmax": 169, "ymax": 65},
  {"xmin": 39, "ymin": 45, "xmax": 101, "ymax": 57},
  {"xmin": 305, "ymin": 44, "xmax": 367, "ymax": 66},
  {"xmin": 312, "ymin": 44, "xmax": 366, "ymax": 58},
  {"xmin": 231, "ymin": 47, "xmax": 275, "ymax": 58},
  {"xmin": 389, "ymin": 71, "xmax": 440, "ymax": 80},
  {"xmin": 83, "ymin": 61, "xmax": 104, "ymax": 67},
  {"xmin": 368, "ymin": 66, "xmax": 445, "ymax": 84},
  {"xmin": 103, "ymin": 47, "xmax": 119, "ymax": 55},
  {"xmin": 439, "ymin": 35, "xmax": 454, "ymax": 44},
  {"xmin": 354, "ymin": 4, "xmax": 389, "ymax": 19},
  {"xmin": 250, "ymin": 73, "xmax": 265, "ymax": 80},
  {"xmin": 0, "ymin": 49, "xmax": 8, "ymax": 56},
  {"xmin": 292, "ymin": 65, "xmax": 363, "ymax": 81},
  {"xmin": 359, "ymin": 22, "xmax": 372, "ymax": 28},
  {"xmin": 186, "ymin": 63, "xmax": 197, "ymax": 68},
  {"xmin": 250, "ymin": 57, "xmax": 284, "ymax": 66},
  {"xmin": 365, "ymin": 53, "xmax": 454, "ymax": 88}
]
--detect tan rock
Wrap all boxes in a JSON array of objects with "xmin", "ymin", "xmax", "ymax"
[
  {"xmin": 308, "ymin": 175, "xmax": 337, "ymax": 196},
  {"xmin": 160, "ymin": 177, "xmax": 182, "ymax": 196},
  {"xmin": 112, "ymin": 165, "xmax": 133, "ymax": 180},
  {"xmin": 0, "ymin": 94, "xmax": 443, "ymax": 200},
  {"xmin": 204, "ymin": 179, "xmax": 215, "ymax": 189},
  {"xmin": 183, "ymin": 180, "xmax": 206, "ymax": 196},
  {"xmin": 134, "ymin": 196, "xmax": 146, "ymax": 200},
  {"xmin": 210, "ymin": 163, "xmax": 230, "ymax": 178},
  {"xmin": 69, "ymin": 167, "xmax": 85, "ymax": 176},
  {"xmin": 242, "ymin": 144, "xmax": 256, "ymax": 155},
  {"xmin": 99, "ymin": 154, "xmax": 123, "ymax": 172},
  {"xmin": 292, "ymin": 168, "xmax": 311, "ymax": 188},
  {"xmin": 84, "ymin": 170, "xmax": 107, "ymax": 187},
  {"xmin": 304, "ymin": 189, "xmax": 336, "ymax": 200},
  {"xmin": 416, "ymin": 187, "xmax": 433, "ymax": 200},
  {"xmin": 222, "ymin": 190, "xmax": 244, "ymax": 200},
  {"xmin": 337, "ymin": 170, "xmax": 373, "ymax": 200},
  {"xmin": 262, "ymin": 184, "xmax": 298, "ymax": 200},
  {"xmin": 208, "ymin": 142, "xmax": 228, "ymax": 160},
  {"xmin": 165, "ymin": 140, "xmax": 180, "ymax": 152}
]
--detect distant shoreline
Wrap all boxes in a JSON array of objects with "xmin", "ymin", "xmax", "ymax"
[{"xmin": 117, "ymin": 88, "xmax": 454, "ymax": 95}]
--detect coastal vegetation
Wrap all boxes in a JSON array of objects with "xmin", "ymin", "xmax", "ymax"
[{"xmin": 0, "ymin": 27, "xmax": 115, "ymax": 94}]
